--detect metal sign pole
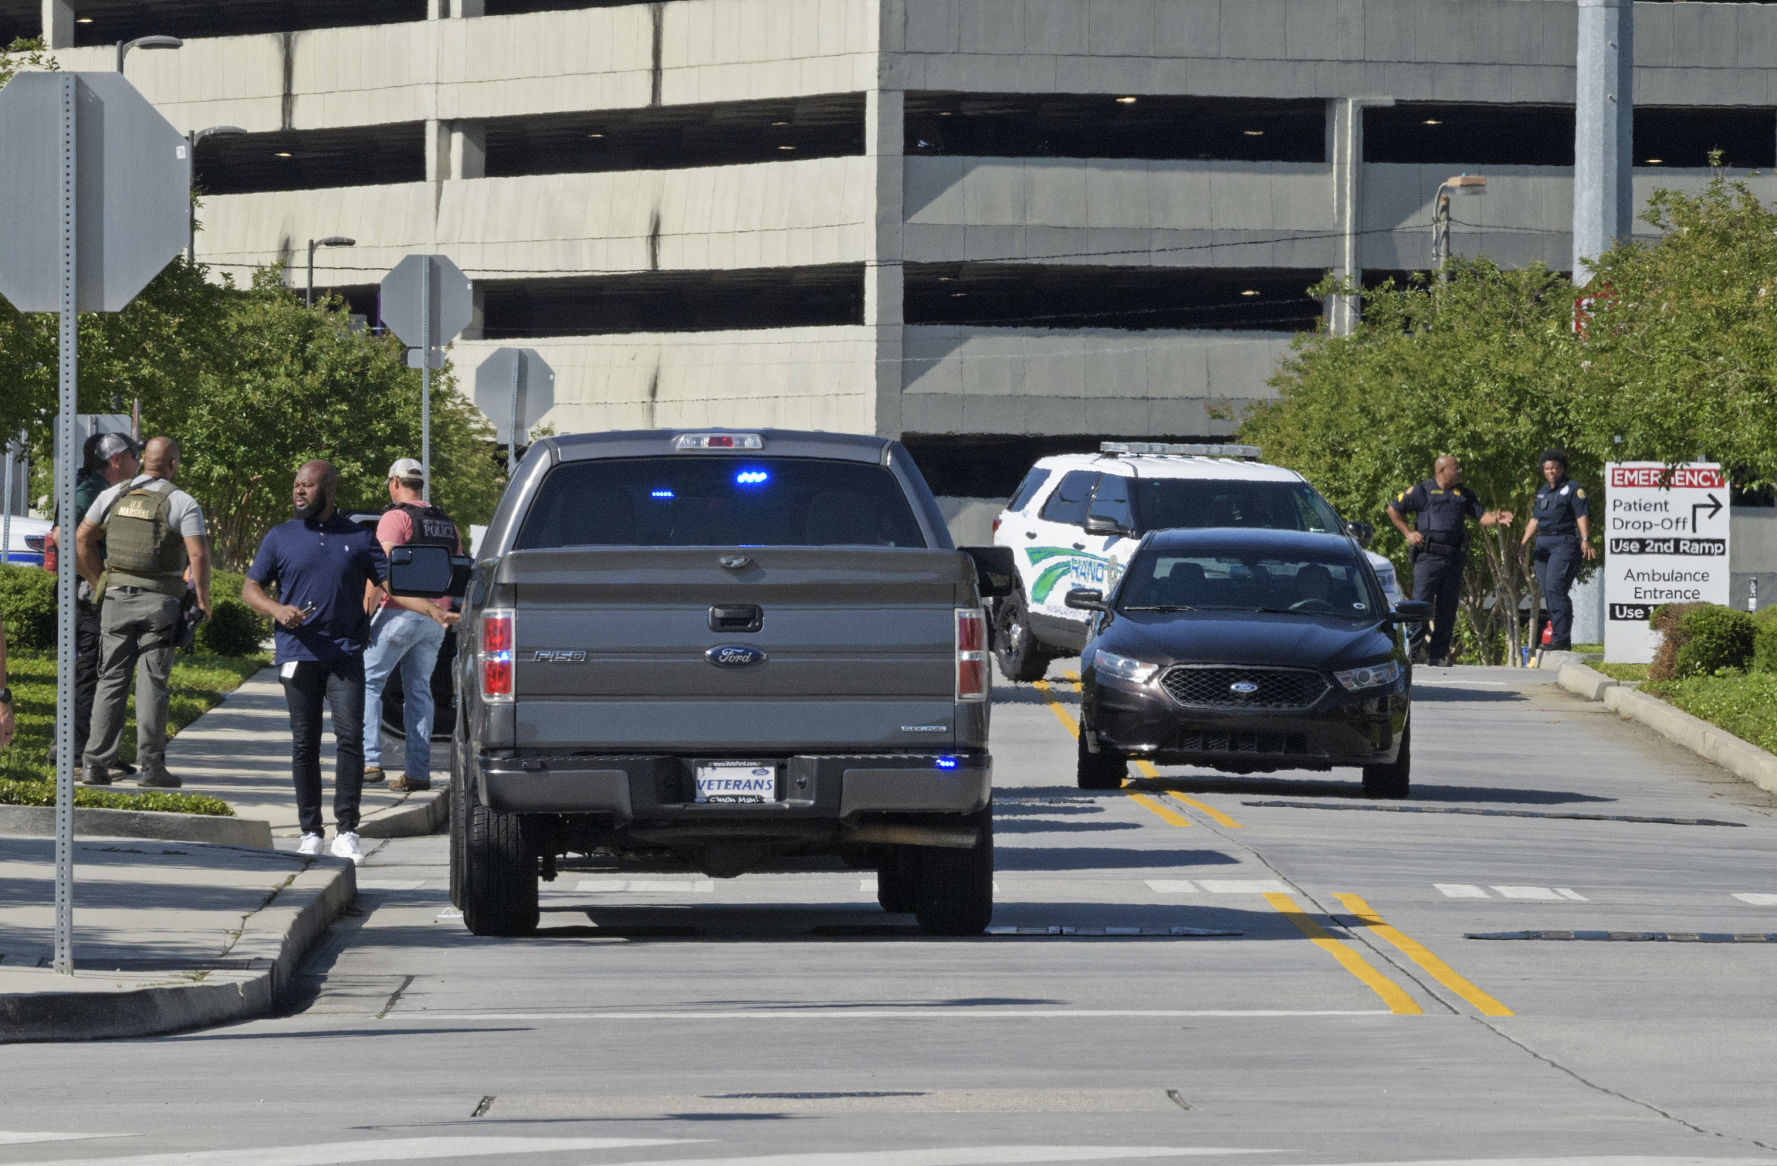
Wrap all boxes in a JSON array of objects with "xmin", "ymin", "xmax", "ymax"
[
  {"xmin": 508, "ymin": 351, "xmax": 520, "ymax": 473},
  {"xmin": 2, "ymin": 438, "xmax": 14, "ymax": 565},
  {"xmin": 420, "ymin": 256, "xmax": 432, "ymax": 504},
  {"xmin": 53, "ymin": 74, "xmax": 80, "ymax": 976}
]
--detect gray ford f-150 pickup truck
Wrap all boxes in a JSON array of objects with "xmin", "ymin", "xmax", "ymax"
[{"xmin": 392, "ymin": 429, "xmax": 1013, "ymax": 938}]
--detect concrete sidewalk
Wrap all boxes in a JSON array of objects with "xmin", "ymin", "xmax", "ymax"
[{"xmin": 0, "ymin": 667, "xmax": 451, "ymax": 1042}]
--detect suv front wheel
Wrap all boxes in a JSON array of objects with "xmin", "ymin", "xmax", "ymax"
[{"xmin": 992, "ymin": 592, "xmax": 1050, "ymax": 682}]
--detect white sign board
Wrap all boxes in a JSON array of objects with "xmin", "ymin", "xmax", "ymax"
[{"xmin": 1604, "ymin": 461, "xmax": 1731, "ymax": 663}]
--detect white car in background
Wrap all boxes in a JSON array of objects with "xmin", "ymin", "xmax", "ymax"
[{"xmin": 989, "ymin": 442, "xmax": 1403, "ymax": 681}]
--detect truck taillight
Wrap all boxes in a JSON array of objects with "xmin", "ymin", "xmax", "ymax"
[
  {"xmin": 991, "ymin": 516, "xmax": 1002, "ymax": 534},
  {"xmin": 956, "ymin": 607, "xmax": 987, "ymax": 701},
  {"xmin": 481, "ymin": 609, "xmax": 514, "ymax": 702}
]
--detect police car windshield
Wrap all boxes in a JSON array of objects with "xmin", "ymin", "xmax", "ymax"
[
  {"xmin": 1118, "ymin": 552, "xmax": 1379, "ymax": 621},
  {"xmin": 513, "ymin": 457, "xmax": 928, "ymax": 548},
  {"xmin": 1130, "ymin": 479, "xmax": 1342, "ymax": 534}
]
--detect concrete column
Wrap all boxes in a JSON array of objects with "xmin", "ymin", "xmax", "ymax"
[
  {"xmin": 451, "ymin": 121, "xmax": 486, "ymax": 180},
  {"xmin": 41, "ymin": 0, "xmax": 73, "ymax": 48},
  {"xmin": 456, "ymin": 0, "xmax": 485, "ymax": 15},
  {"xmin": 1573, "ymin": 0, "xmax": 1633, "ymax": 284},
  {"xmin": 1328, "ymin": 97, "xmax": 1390, "ymax": 337},
  {"xmin": 426, "ymin": 118, "xmax": 449, "ymax": 182},
  {"xmin": 867, "ymin": 87, "xmax": 906, "ymax": 439}
]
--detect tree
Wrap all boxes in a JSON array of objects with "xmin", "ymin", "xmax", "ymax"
[
  {"xmin": 161, "ymin": 270, "xmax": 501, "ymax": 568},
  {"xmin": 1243, "ymin": 260, "xmax": 1585, "ymax": 663},
  {"xmin": 1572, "ymin": 173, "xmax": 1777, "ymax": 484}
]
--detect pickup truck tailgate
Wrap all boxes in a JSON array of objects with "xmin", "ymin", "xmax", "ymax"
[{"xmin": 492, "ymin": 547, "xmax": 974, "ymax": 752}]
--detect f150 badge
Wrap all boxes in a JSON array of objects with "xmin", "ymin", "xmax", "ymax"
[
  {"xmin": 533, "ymin": 650, "xmax": 587, "ymax": 663},
  {"xmin": 707, "ymin": 645, "xmax": 768, "ymax": 667}
]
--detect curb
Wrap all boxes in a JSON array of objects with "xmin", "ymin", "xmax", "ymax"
[
  {"xmin": 0, "ymin": 856, "xmax": 356, "ymax": 1043},
  {"xmin": 1556, "ymin": 663, "xmax": 1777, "ymax": 798},
  {"xmin": 0, "ymin": 805, "xmax": 272, "ymax": 849},
  {"xmin": 357, "ymin": 783, "xmax": 449, "ymax": 839}
]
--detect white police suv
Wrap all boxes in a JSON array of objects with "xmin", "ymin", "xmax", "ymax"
[{"xmin": 990, "ymin": 442, "xmax": 1403, "ymax": 681}]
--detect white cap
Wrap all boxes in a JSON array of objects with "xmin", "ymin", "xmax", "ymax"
[{"xmin": 388, "ymin": 457, "xmax": 424, "ymax": 482}]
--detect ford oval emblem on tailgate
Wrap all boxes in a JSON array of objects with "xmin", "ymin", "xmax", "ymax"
[
  {"xmin": 707, "ymin": 645, "xmax": 768, "ymax": 667},
  {"xmin": 1229, "ymin": 681, "xmax": 1260, "ymax": 695}
]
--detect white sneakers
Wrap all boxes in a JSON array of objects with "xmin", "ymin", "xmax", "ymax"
[
  {"xmin": 329, "ymin": 831, "xmax": 364, "ymax": 865},
  {"xmin": 297, "ymin": 831, "xmax": 365, "ymax": 865}
]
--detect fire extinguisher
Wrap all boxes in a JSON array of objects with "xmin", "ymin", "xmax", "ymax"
[{"xmin": 1541, "ymin": 621, "xmax": 1553, "ymax": 646}]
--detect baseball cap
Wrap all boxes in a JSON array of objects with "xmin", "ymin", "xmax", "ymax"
[
  {"xmin": 90, "ymin": 432, "xmax": 142, "ymax": 462},
  {"xmin": 388, "ymin": 457, "xmax": 425, "ymax": 482}
]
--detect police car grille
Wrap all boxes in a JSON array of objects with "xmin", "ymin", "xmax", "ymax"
[
  {"xmin": 1159, "ymin": 667, "xmax": 1328, "ymax": 711},
  {"xmin": 1176, "ymin": 728, "xmax": 1307, "ymax": 755}
]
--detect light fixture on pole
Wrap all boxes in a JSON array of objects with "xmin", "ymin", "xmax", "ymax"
[
  {"xmin": 306, "ymin": 236, "xmax": 356, "ymax": 307},
  {"xmin": 1431, "ymin": 174, "xmax": 1487, "ymax": 281},
  {"xmin": 186, "ymin": 125, "xmax": 246, "ymax": 263},
  {"xmin": 116, "ymin": 35, "xmax": 183, "ymax": 73}
]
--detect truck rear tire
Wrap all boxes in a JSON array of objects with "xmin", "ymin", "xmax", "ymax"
[
  {"xmin": 448, "ymin": 735, "xmax": 466, "ymax": 909},
  {"xmin": 913, "ymin": 804, "xmax": 994, "ymax": 936},
  {"xmin": 993, "ymin": 593, "xmax": 1049, "ymax": 683},
  {"xmin": 877, "ymin": 847, "xmax": 920, "ymax": 913},
  {"xmin": 461, "ymin": 771, "xmax": 540, "ymax": 936},
  {"xmin": 1076, "ymin": 722, "xmax": 1126, "ymax": 789}
]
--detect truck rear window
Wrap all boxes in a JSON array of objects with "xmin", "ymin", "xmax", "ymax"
[{"xmin": 513, "ymin": 457, "xmax": 929, "ymax": 549}]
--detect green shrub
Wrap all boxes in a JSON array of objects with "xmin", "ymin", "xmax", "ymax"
[
  {"xmin": 0, "ymin": 564, "xmax": 56, "ymax": 649},
  {"xmin": 1753, "ymin": 607, "xmax": 1777, "ymax": 675},
  {"xmin": 1651, "ymin": 603, "xmax": 1755, "ymax": 680},
  {"xmin": 197, "ymin": 594, "xmax": 268, "ymax": 655}
]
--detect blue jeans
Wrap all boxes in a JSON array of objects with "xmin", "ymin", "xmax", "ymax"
[{"xmin": 362, "ymin": 608, "xmax": 447, "ymax": 778}]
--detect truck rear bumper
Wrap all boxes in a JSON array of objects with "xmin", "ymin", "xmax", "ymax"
[{"xmin": 479, "ymin": 752, "xmax": 991, "ymax": 821}]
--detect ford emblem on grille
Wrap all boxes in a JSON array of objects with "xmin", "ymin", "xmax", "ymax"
[
  {"xmin": 1229, "ymin": 681, "xmax": 1260, "ymax": 695},
  {"xmin": 707, "ymin": 645, "xmax": 768, "ymax": 667}
]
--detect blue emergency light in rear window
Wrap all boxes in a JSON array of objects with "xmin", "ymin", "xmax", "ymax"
[
  {"xmin": 935, "ymin": 756, "xmax": 959, "ymax": 769},
  {"xmin": 650, "ymin": 488, "xmax": 676, "ymax": 499},
  {"xmin": 734, "ymin": 469, "xmax": 770, "ymax": 486},
  {"xmin": 674, "ymin": 432, "xmax": 764, "ymax": 451}
]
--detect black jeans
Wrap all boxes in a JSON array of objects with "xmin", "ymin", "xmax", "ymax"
[
  {"xmin": 281, "ymin": 655, "xmax": 366, "ymax": 837},
  {"xmin": 1411, "ymin": 547, "xmax": 1466, "ymax": 661}
]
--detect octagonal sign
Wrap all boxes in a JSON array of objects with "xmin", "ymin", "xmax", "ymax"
[{"xmin": 0, "ymin": 72, "xmax": 192, "ymax": 313}]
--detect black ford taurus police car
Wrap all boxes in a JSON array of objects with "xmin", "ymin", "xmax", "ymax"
[{"xmin": 1067, "ymin": 528, "xmax": 1429, "ymax": 798}]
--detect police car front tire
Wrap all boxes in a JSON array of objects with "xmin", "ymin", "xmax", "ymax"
[
  {"xmin": 992, "ymin": 593, "xmax": 1050, "ymax": 683},
  {"xmin": 1076, "ymin": 723, "xmax": 1127, "ymax": 790},
  {"xmin": 1361, "ymin": 724, "xmax": 1411, "ymax": 800}
]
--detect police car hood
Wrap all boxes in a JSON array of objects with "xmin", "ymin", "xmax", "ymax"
[{"xmin": 1099, "ymin": 609, "xmax": 1397, "ymax": 672}]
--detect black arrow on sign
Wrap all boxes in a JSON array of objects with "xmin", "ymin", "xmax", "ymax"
[{"xmin": 1692, "ymin": 493, "xmax": 1723, "ymax": 533}]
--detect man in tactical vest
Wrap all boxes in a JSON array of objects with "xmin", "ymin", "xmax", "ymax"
[
  {"xmin": 74, "ymin": 436, "xmax": 211, "ymax": 787},
  {"xmin": 361, "ymin": 457, "xmax": 461, "ymax": 792},
  {"xmin": 47, "ymin": 431, "xmax": 141, "ymax": 772}
]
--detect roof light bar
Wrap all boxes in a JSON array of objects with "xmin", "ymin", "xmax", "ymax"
[
  {"xmin": 674, "ymin": 432, "xmax": 764, "ymax": 451},
  {"xmin": 1099, "ymin": 441, "xmax": 1263, "ymax": 460}
]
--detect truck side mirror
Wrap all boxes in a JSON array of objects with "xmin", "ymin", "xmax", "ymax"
[
  {"xmin": 1084, "ymin": 514, "xmax": 1129, "ymax": 537},
  {"xmin": 1391, "ymin": 599, "xmax": 1432, "ymax": 623},
  {"xmin": 1346, "ymin": 521, "xmax": 1375, "ymax": 547},
  {"xmin": 1065, "ymin": 588, "xmax": 1107, "ymax": 611},
  {"xmin": 961, "ymin": 545, "xmax": 1016, "ymax": 599},
  {"xmin": 388, "ymin": 544, "xmax": 472, "ymax": 599}
]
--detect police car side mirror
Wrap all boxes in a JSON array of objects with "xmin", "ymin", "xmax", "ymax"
[
  {"xmin": 1065, "ymin": 588, "xmax": 1108, "ymax": 612},
  {"xmin": 962, "ymin": 545, "xmax": 1015, "ymax": 599},
  {"xmin": 1084, "ymin": 514, "xmax": 1129, "ymax": 537},
  {"xmin": 1346, "ymin": 521, "xmax": 1375, "ymax": 547},
  {"xmin": 1390, "ymin": 600, "xmax": 1432, "ymax": 624},
  {"xmin": 388, "ymin": 544, "xmax": 472, "ymax": 599}
]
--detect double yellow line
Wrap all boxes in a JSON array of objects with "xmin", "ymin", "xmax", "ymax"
[{"xmin": 1034, "ymin": 674, "xmax": 1244, "ymax": 830}]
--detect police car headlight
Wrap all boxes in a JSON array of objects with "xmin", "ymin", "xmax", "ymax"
[
  {"xmin": 1094, "ymin": 650, "xmax": 1160, "ymax": 685},
  {"xmin": 1334, "ymin": 660, "xmax": 1401, "ymax": 691}
]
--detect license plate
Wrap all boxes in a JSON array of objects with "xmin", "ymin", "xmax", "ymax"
[{"xmin": 694, "ymin": 761, "xmax": 779, "ymax": 804}]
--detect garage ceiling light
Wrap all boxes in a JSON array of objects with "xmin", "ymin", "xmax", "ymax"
[
  {"xmin": 1423, "ymin": 119, "xmax": 1442, "ymax": 125},
  {"xmin": 75, "ymin": 15, "xmax": 93, "ymax": 21},
  {"xmin": 1243, "ymin": 129, "xmax": 1264, "ymax": 136},
  {"xmin": 274, "ymin": 151, "xmax": 293, "ymax": 158},
  {"xmin": 1115, "ymin": 96, "xmax": 1138, "ymax": 104},
  {"xmin": 586, "ymin": 132, "xmax": 604, "ymax": 138},
  {"xmin": 1240, "ymin": 289, "xmax": 1260, "ymax": 296},
  {"xmin": 1644, "ymin": 157, "xmax": 1663, "ymax": 164}
]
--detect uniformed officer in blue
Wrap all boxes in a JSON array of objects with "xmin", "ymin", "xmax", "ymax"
[
  {"xmin": 1518, "ymin": 447, "xmax": 1594, "ymax": 651},
  {"xmin": 1386, "ymin": 455, "xmax": 1514, "ymax": 667}
]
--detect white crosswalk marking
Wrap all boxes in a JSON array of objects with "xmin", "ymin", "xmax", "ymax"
[
  {"xmin": 1495, "ymin": 886, "xmax": 1574, "ymax": 900},
  {"xmin": 0, "ymin": 1132, "xmax": 127, "ymax": 1146},
  {"xmin": 1438, "ymin": 884, "xmax": 1587, "ymax": 901},
  {"xmin": 1732, "ymin": 892, "xmax": 1777, "ymax": 905},
  {"xmin": 28, "ymin": 1136, "xmax": 694, "ymax": 1166},
  {"xmin": 574, "ymin": 879, "xmax": 715, "ymax": 893},
  {"xmin": 1196, "ymin": 879, "xmax": 1291, "ymax": 894},
  {"xmin": 1145, "ymin": 879, "xmax": 1200, "ymax": 893},
  {"xmin": 1435, "ymin": 883, "xmax": 1491, "ymax": 898},
  {"xmin": 858, "ymin": 877, "xmax": 1001, "ymax": 892}
]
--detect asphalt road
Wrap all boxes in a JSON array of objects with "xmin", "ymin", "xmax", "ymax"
[{"xmin": 6, "ymin": 664, "xmax": 1777, "ymax": 1166}]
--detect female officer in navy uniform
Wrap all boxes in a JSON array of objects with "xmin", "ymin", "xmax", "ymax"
[
  {"xmin": 1387, "ymin": 455, "xmax": 1514, "ymax": 667},
  {"xmin": 1519, "ymin": 448, "xmax": 1594, "ymax": 651}
]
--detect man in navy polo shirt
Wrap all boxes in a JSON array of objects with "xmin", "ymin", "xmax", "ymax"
[{"xmin": 243, "ymin": 459, "xmax": 389, "ymax": 865}]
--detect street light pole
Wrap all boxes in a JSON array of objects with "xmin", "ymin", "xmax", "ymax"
[
  {"xmin": 1431, "ymin": 174, "xmax": 1487, "ymax": 281},
  {"xmin": 306, "ymin": 236, "xmax": 357, "ymax": 307},
  {"xmin": 115, "ymin": 35, "xmax": 183, "ymax": 73},
  {"xmin": 186, "ymin": 125, "xmax": 246, "ymax": 263}
]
